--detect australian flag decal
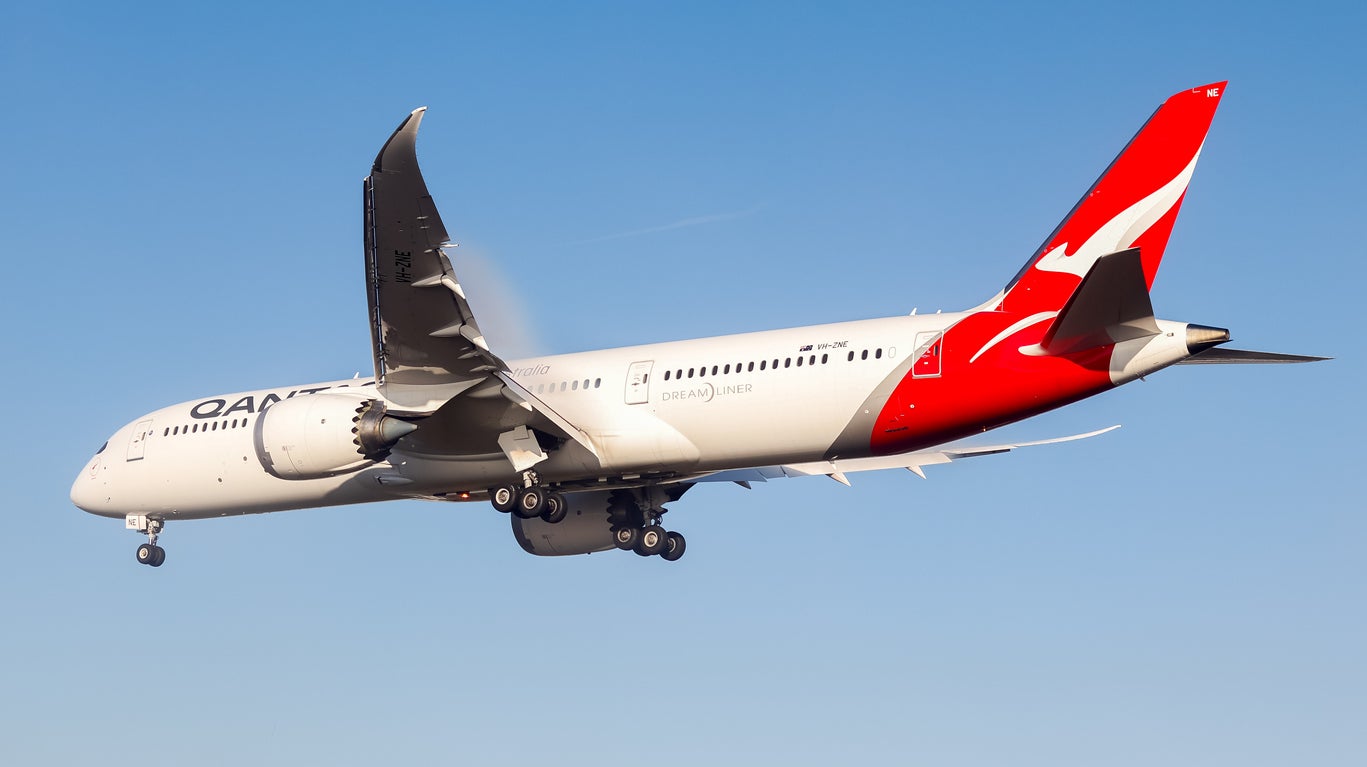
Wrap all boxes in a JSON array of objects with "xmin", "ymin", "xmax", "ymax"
[{"xmin": 798, "ymin": 344, "xmax": 813, "ymax": 352}]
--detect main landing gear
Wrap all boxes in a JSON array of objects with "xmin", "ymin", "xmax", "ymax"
[
  {"xmin": 611, "ymin": 524, "xmax": 686, "ymax": 561},
  {"xmin": 607, "ymin": 489, "xmax": 686, "ymax": 562},
  {"xmin": 127, "ymin": 515, "xmax": 166, "ymax": 567},
  {"xmin": 490, "ymin": 471, "xmax": 567, "ymax": 524}
]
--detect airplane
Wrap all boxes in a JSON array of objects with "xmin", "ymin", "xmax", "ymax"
[{"xmin": 71, "ymin": 81, "xmax": 1325, "ymax": 567}]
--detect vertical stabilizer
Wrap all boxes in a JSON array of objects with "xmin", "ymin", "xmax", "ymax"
[{"xmin": 994, "ymin": 82, "xmax": 1227, "ymax": 315}]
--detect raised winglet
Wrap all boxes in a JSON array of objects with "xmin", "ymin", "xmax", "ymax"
[{"xmin": 372, "ymin": 107, "xmax": 428, "ymax": 174}]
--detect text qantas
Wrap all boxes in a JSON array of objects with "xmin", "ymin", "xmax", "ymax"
[{"xmin": 188, "ymin": 382, "xmax": 375, "ymax": 419}]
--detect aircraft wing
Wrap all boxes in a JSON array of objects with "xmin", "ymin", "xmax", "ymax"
[
  {"xmin": 365, "ymin": 109, "xmax": 598, "ymax": 460},
  {"xmin": 365, "ymin": 107, "xmax": 506, "ymax": 413},
  {"xmin": 697, "ymin": 426, "xmax": 1120, "ymax": 485}
]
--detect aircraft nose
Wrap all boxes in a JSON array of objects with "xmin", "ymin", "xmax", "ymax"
[{"xmin": 71, "ymin": 454, "xmax": 110, "ymax": 515}]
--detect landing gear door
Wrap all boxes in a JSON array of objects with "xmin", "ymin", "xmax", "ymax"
[
  {"xmin": 126, "ymin": 419, "xmax": 153, "ymax": 461},
  {"xmin": 625, "ymin": 361, "xmax": 654, "ymax": 405}
]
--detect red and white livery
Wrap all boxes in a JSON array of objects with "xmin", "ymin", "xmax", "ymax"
[{"xmin": 72, "ymin": 82, "xmax": 1324, "ymax": 567}]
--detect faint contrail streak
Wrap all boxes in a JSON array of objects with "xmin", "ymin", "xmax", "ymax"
[{"xmin": 571, "ymin": 206, "xmax": 762, "ymax": 244}]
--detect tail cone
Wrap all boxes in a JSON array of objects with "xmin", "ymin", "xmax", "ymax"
[{"xmin": 1186, "ymin": 324, "xmax": 1231, "ymax": 354}]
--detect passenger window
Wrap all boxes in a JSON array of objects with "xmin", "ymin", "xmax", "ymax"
[
  {"xmin": 560, "ymin": 382, "xmax": 567, "ymax": 392},
  {"xmin": 759, "ymin": 360, "xmax": 767, "ymax": 371},
  {"xmin": 572, "ymin": 380, "xmax": 579, "ymax": 391},
  {"xmin": 711, "ymin": 365, "xmax": 718, "ymax": 376},
  {"xmin": 821, "ymin": 354, "xmax": 828, "ymax": 364},
  {"xmin": 796, "ymin": 356, "xmax": 803, "ymax": 367},
  {"xmin": 809, "ymin": 355, "xmax": 816, "ymax": 365},
  {"xmin": 724, "ymin": 364, "xmax": 731, "ymax": 374},
  {"xmin": 688, "ymin": 368, "xmax": 694, "ymax": 378},
  {"xmin": 876, "ymin": 348, "xmax": 883, "ymax": 359},
  {"xmin": 595, "ymin": 378, "xmax": 601, "ymax": 388},
  {"xmin": 747, "ymin": 362, "xmax": 755, "ymax": 372},
  {"xmin": 664, "ymin": 370, "xmax": 671, "ymax": 381},
  {"xmin": 847, "ymin": 351, "xmax": 855, "ymax": 362},
  {"xmin": 861, "ymin": 350, "xmax": 869, "ymax": 360},
  {"xmin": 784, "ymin": 358, "xmax": 791, "ymax": 368}
]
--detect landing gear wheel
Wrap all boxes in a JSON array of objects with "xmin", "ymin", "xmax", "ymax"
[
  {"xmin": 490, "ymin": 485, "xmax": 518, "ymax": 513},
  {"xmin": 515, "ymin": 488, "xmax": 547, "ymax": 519},
  {"xmin": 137, "ymin": 544, "xmax": 166, "ymax": 567},
  {"xmin": 661, "ymin": 531, "xmax": 686, "ymax": 562},
  {"xmin": 612, "ymin": 526, "xmax": 639, "ymax": 551},
  {"xmin": 635, "ymin": 524, "xmax": 667, "ymax": 557},
  {"xmin": 540, "ymin": 492, "xmax": 568, "ymax": 524}
]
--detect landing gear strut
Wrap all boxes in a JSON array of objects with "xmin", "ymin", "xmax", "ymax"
[{"xmin": 128, "ymin": 515, "xmax": 166, "ymax": 567}]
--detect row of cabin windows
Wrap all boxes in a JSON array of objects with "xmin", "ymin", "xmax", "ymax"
[
  {"xmin": 661, "ymin": 348, "xmax": 889, "ymax": 382},
  {"xmin": 163, "ymin": 418, "xmax": 249, "ymax": 437},
  {"xmin": 849, "ymin": 348, "xmax": 886, "ymax": 361},
  {"xmin": 534, "ymin": 378, "xmax": 603, "ymax": 395}
]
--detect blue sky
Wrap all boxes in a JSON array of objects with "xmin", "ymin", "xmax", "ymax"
[{"xmin": 3, "ymin": 2, "xmax": 1362, "ymax": 764}]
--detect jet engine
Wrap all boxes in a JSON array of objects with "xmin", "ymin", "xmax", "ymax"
[
  {"xmin": 256, "ymin": 393, "xmax": 417, "ymax": 480},
  {"xmin": 511, "ymin": 490, "xmax": 618, "ymax": 556}
]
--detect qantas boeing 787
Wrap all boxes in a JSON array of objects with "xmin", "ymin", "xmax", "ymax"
[{"xmin": 72, "ymin": 82, "xmax": 1324, "ymax": 567}]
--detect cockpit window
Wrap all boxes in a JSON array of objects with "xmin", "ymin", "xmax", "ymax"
[{"xmin": 95, "ymin": 441, "xmax": 108, "ymax": 455}]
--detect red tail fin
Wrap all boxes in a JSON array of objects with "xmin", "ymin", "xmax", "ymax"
[{"xmin": 997, "ymin": 82, "xmax": 1228, "ymax": 314}]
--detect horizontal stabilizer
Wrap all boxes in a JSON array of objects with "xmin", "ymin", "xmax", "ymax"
[
  {"xmin": 1040, "ymin": 248, "xmax": 1158, "ymax": 354},
  {"xmin": 1176, "ymin": 348, "xmax": 1331, "ymax": 365}
]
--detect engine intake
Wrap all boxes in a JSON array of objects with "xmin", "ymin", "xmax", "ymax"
[{"xmin": 257, "ymin": 393, "xmax": 416, "ymax": 480}]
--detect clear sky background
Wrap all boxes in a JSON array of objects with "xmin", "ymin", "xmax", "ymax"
[{"xmin": 3, "ymin": 2, "xmax": 1362, "ymax": 765}]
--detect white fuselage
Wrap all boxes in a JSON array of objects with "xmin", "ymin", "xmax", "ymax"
[{"xmin": 72, "ymin": 312, "xmax": 968, "ymax": 520}]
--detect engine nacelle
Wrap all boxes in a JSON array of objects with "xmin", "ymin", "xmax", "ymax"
[
  {"xmin": 512, "ymin": 490, "xmax": 618, "ymax": 556},
  {"xmin": 256, "ymin": 393, "xmax": 416, "ymax": 480}
]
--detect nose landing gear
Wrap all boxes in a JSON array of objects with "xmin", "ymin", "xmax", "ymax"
[{"xmin": 127, "ymin": 515, "xmax": 166, "ymax": 568}]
